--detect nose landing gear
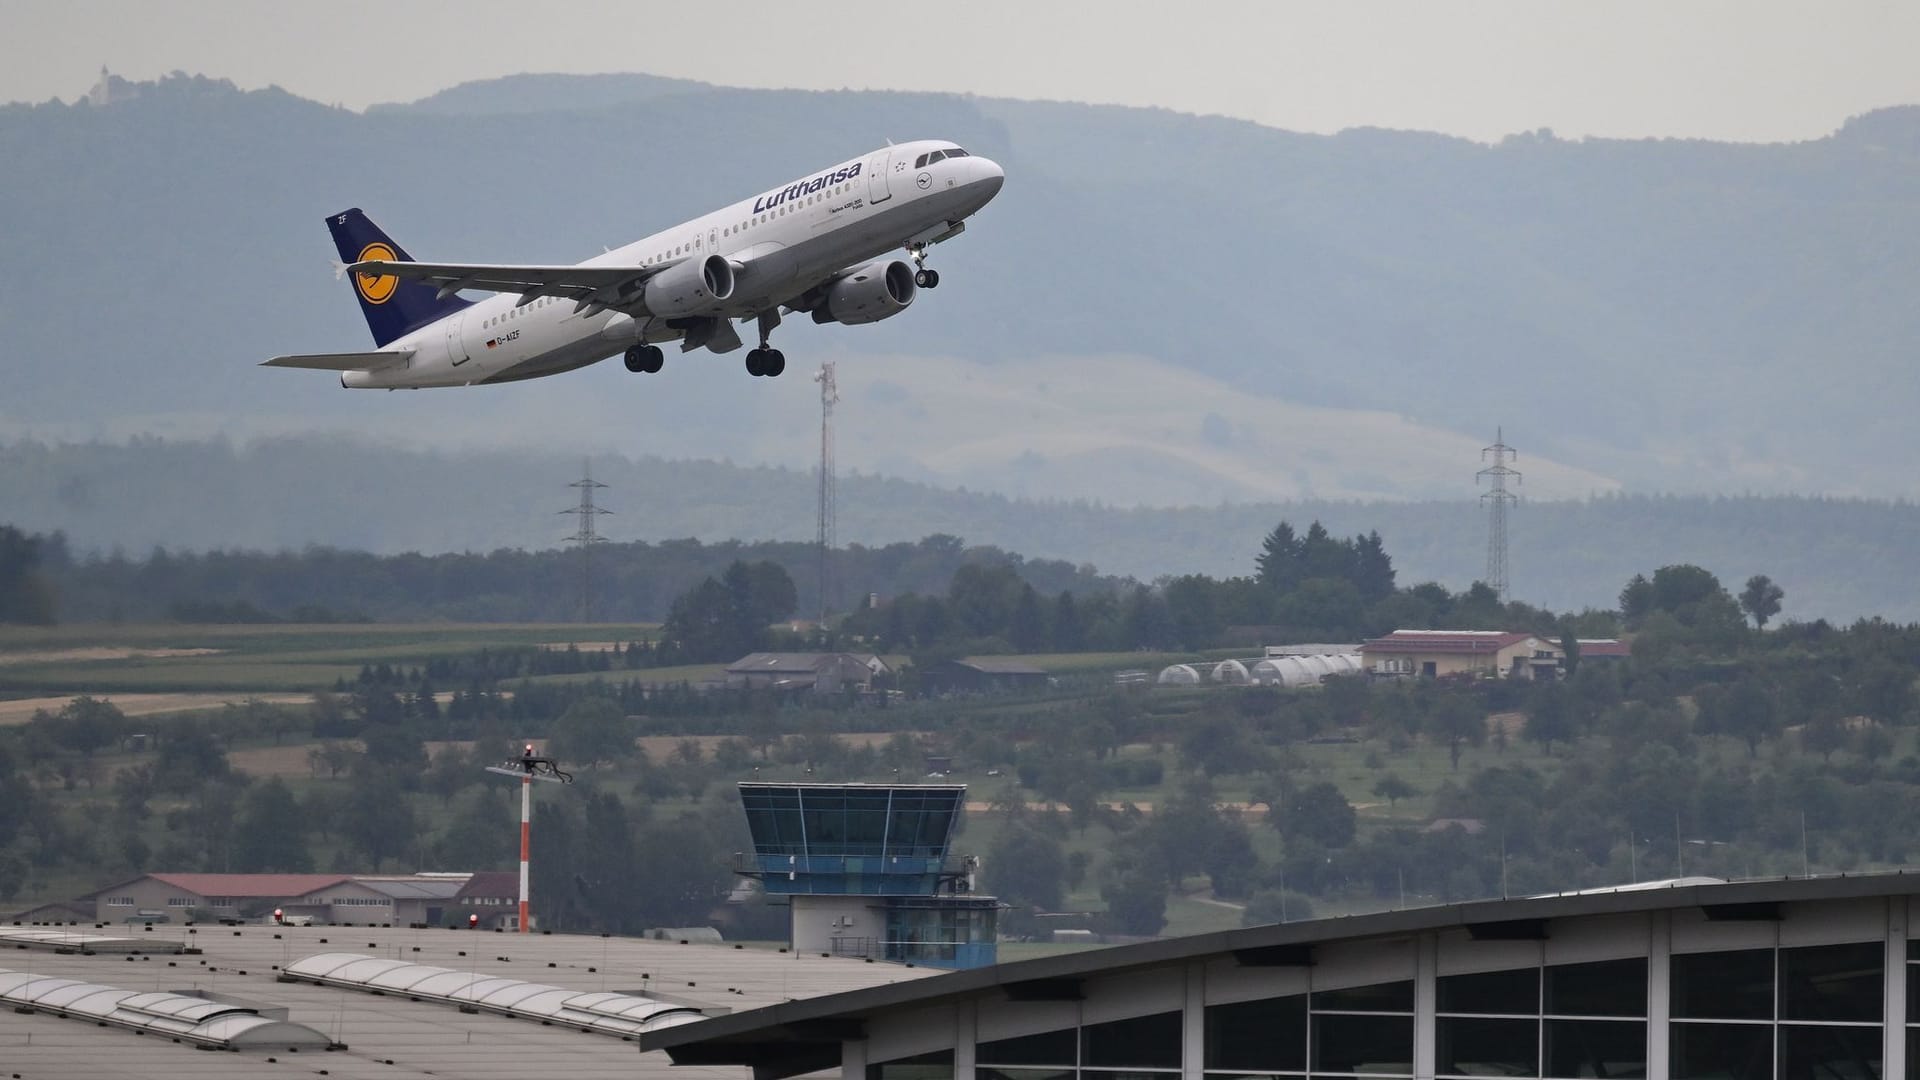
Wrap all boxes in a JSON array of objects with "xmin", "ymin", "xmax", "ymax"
[{"xmin": 623, "ymin": 344, "xmax": 664, "ymax": 373}]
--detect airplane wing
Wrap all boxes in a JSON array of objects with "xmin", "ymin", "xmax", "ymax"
[
  {"xmin": 351, "ymin": 259, "xmax": 673, "ymax": 308},
  {"xmin": 261, "ymin": 350, "xmax": 412, "ymax": 371}
]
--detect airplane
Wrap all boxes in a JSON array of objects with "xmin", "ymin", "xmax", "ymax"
[{"xmin": 264, "ymin": 140, "xmax": 1004, "ymax": 387}]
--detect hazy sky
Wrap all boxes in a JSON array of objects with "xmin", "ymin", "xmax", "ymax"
[{"xmin": 4, "ymin": 0, "xmax": 1918, "ymax": 142}]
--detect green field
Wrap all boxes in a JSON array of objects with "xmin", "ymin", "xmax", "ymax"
[{"xmin": 0, "ymin": 622, "xmax": 660, "ymax": 697}]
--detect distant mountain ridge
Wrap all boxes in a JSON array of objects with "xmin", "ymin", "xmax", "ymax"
[
  {"xmin": 2, "ymin": 437, "xmax": 1913, "ymax": 622},
  {"xmin": 366, "ymin": 72, "xmax": 714, "ymax": 115},
  {"xmin": 4, "ymin": 70, "xmax": 1919, "ymax": 506}
]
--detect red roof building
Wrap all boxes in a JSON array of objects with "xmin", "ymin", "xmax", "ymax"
[{"xmin": 1361, "ymin": 630, "xmax": 1562, "ymax": 680}]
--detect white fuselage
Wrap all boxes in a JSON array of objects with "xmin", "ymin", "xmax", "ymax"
[{"xmin": 347, "ymin": 141, "xmax": 1003, "ymax": 388}]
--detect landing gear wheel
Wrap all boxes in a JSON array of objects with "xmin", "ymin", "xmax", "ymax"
[
  {"xmin": 915, "ymin": 269, "xmax": 940, "ymax": 289},
  {"xmin": 765, "ymin": 349, "xmax": 785, "ymax": 377},
  {"xmin": 625, "ymin": 345, "xmax": 666, "ymax": 373},
  {"xmin": 746, "ymin": 348, "xmax": 766, "ymax": 377}
]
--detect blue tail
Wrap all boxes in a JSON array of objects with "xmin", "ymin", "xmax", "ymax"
[{"xmin": 326, "ymin": 208, "xmax": 472, "ymax": 348}]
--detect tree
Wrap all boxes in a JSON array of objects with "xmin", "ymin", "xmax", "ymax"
[
  {"xmin": 1740, "ymin": 574, "xmax": 1785, "ymax": 629},
  {"xmin": 1051, "ymin": 591, "xmax": 1084, "ymax": 652},
  {"xmin": 1430, "ymin": 695, "xmax": 1485, "ymax": 771},
  {"xmin": 46, "ymin": 696, "xmax": 126, "ymax": 758},
  {"xmin": 342, "ymin": 772, "xmax": 416, "ymax": 871},
  {"xmin": 1009, "ymin": 584, "xmax": 1049, "ymax": 653},
  {"xmin": 1099, "ymin": 858, "xmax": 1169, "ymax": 935},
  {"xmin": 1281, "ymin": 782, "xmax": 1357, "ymax": 848},
  {"xmin": 0, "ymin": 525, "xmax": 56, "ymax": 625},
  {"xmin": 1255, "ymin": 522, "xmax": 1302, "ymax": 592},
  {"xmin": 154, "ymin": 729, "xmax": 230, "ymax": 794},
  {"xmin": 433, "ymin": 788, "xmax": 514, "ymax": 869},
  {"xmin": 1619, "ymin": 574, "xmax": 1655, "ymax": 621},
  {"xmin": 1163, "ymin": 575, "xmax": 1221, "ymax": 649},
  {"xmin": 1559, "ymin": 631, "xmax": 1581, "ymax": 679},
  {"xmin": 548, "ymin": 696, "xmax": 634, "ymax": 767},
  {"xmin": 1352, "ymin": 530, "xmax": 1398, "ymax": 603},
  {"xmin": 987, "ymin": 823, "xmax": 1067, "ymax": 911},
  {"xmin": 1718, "ymin": 680, "xmax": 1781, "ymax": 758},
  {"xmin": 1525, "ymin": 683, "xmax": 1577, "ymax": 755},
  {"xmin": 231, "ymin": 777, "xmax": 311, "ymax": 872},
  {"xmin": 1201, "ymin": 818, "xmax": 1259, "ymax": 900},
  {"xmin": 1372, "ymin": 773, "xmax": 1418, "ymax": 811}
]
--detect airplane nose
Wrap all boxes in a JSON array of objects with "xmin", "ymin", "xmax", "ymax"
[{"xmin": 971, "ymin": 156, "xmax": 1005, "ymax": 197}]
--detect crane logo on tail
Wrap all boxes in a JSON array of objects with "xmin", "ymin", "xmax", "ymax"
[{"xmin": 354, "ymin": 242, "xmax": 400, "ymax": 305}]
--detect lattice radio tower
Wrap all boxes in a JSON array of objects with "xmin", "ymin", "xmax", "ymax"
[
  {"xmin": 813, "ymin": 363, "xmax": 839, "ymax": 625},
  {"xmin": 1477, "ymin": 428, "xmax": 1521, "ymax": 602},
  {"xmin": 560, "ymin": 460, "xmax": 611, "ymax": 623}
]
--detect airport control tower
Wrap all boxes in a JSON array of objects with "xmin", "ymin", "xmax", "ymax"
[{"xmin": 737, "ymin": 782, "xmax": 998, "ymax": 969}]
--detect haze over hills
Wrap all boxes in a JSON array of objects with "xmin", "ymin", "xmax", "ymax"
[
  {"xmin": 2, "ymin": 437, "xmax": 1914, "ymax": 622},
  {"xmin": 4, "ymin": 71, "xmax": 1919, "ymax": 506}
]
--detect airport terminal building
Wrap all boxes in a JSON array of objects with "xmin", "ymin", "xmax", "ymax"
[{"xmin": 648, "ymin": 873, "xmax": 1920, "ymax": 1080}]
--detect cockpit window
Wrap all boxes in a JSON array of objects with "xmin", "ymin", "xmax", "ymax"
[
  {"xmin": 915, "ymin": 153, "xmax": 928, "ymax": 168},
  {"xmin": 946, "ymin": 148, "xmax": 969, "ymax": 158},
  {"xmin": 927, "ymin": 150, "xmax": 947, "ymax": 164}
]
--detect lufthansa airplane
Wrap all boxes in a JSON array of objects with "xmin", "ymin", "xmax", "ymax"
[{"xmin": 265, "ymin": 140, "xmax": 1003, "ymax": 387}]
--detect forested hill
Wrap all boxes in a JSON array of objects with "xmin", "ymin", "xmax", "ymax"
[
  {"xmin": 3, "ymin": 73, "xmax": 1920, "ymax": 504},
  {"xmin": 2, "ymin": 437, "xmax": 1914, "ymax": 621}
]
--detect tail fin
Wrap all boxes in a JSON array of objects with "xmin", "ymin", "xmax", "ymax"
[{"xmin": 326, "ymin": 208, "xmax": 472, "ymax": 348}]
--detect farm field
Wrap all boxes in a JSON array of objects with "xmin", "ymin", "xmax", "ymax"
[{"xmin": 0, "ymin": 622, "xmax": 660, "ymax": 697}]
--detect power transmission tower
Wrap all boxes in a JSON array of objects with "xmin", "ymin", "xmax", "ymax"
[
  {"xmin": 1477, "ymin": 428, "xmax": 1520, "ymax": 603},
  {"xmin": 560, "ymin": 460, "xmax": 611, "ymax": 623},
  {"xmin": 813, "ymin": 362, "xmax": 838, "ymax": 625}
]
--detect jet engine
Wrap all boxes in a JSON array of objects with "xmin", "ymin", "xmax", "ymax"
[
  {"xmin": 643, "ymin": 254, "xmax": 734, "ymax": 316},
  {"xmin": 811, "ymin": 259, "xmax": 916, "ymax": 325}
]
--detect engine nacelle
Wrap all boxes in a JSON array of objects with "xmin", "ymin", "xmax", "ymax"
[
  {"xmin": 812, "ymin": 259, "xmax": 916, "ymax": 325},
  {"xmin": 643, "ymin": 254, "xmax": 734, "ymax": 316}
]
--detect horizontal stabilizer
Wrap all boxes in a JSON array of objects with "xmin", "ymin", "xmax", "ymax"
[{"xmin": 261, "ymin": 350, "xmax": 412, "ymax": 372}]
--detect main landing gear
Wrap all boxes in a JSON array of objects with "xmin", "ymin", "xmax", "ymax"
[
  {"xmin": 909, "ymin": 243, "xmax": 941, "ymax": 290},
  {"xmin": 745, "ymin": 347, "xmax": 786, "ymax": 377},
  {"xmin": 746, "ymin": 308, "xmax": 786, "ymax": 377},
  {"xmin": 623, "ymin": 344, "xmax": 664, "ymax": 373}
]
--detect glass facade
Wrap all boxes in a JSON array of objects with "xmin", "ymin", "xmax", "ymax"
[
  {"xmin": 1672, "ymin": 941, "xmax": 1884, "ymax": 1080},
  {"xmin": 800, "ymin": 907, "xmax": 1918, "ymax": 1080},
  {"xmin": 1430, "ymin": 959, "xmax": 1652, "ymax": 1079},
  {"xmin": 920, "ymin": 942, "xmax": 1896, "ymax": 1080},
  {"xmin": 882, "ymin": 897, "xmax": 999, "ymax": 969},
  {"xmin": 1202, "ymin": 981, "xmax": 1414, "ymax": 1079},
  {"xmin": 740, "ymin": 783, "xmax": 964, "ymax": 895}
]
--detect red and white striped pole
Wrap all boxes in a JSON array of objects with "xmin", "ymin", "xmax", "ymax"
[{"xmin": 518, "ymin": 771, "xmax": 532, "ymax": 933}]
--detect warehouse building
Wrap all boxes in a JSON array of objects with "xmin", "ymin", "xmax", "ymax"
[
  {"xmin": 724, "ymin": 652, "xmax": 890, "ymax": 694},
  {"xmin": 74, "ymin": 871, "xmax": 517, "ymax": 926},
  {"xmin": 645, "ymin": 873, "xmax": 1920, "ymax": 1080},
  {"xmin": 0, "ymin": 918, "xmax": 932, "ymax": 1079}
]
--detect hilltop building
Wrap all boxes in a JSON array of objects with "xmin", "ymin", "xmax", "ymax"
[{"xmin": 736, "ymin": 782, "xmax": 997, "ymax": 969}]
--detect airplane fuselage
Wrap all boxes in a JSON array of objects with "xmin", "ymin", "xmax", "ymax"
[{"xmin": 346, "ymin": 141, "xmax": 1002, "ymax": 388}]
